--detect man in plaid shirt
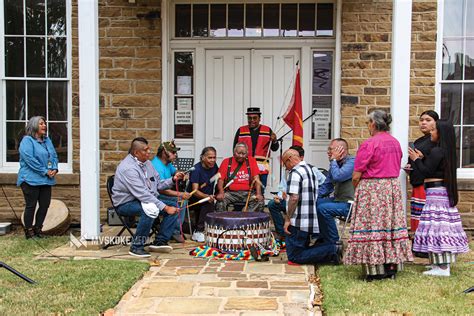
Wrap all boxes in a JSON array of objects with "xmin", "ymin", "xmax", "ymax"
[{"xmin": 282, "ymin": 149, "xmax": 343, "ymax": 265}]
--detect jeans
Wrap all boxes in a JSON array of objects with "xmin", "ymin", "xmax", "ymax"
[
  {"xmin": 158, "ymin": 195, "xmax": 187, "ymax": 235},
  {"xmin": 260, "ymin": 174, "xmax": 268, "ymax": 195},
  {"xmin": 268, "ymin": 199, "xmax": 286, "ymax": 236},
  {"xmin": 20, "ymin": 182, "xmax": 52, "ymax": 229},
  {"xmin": 317, "ymin": 197, "xmax": 350, "ymax": 243},
  {"xmin": 191, "ymin": 200, "xmax": 215, "ymax": 232},
  {"xmin": 286, "ymin": 225, "xmax": 337, "ymax": 264},
  {"xmin": 116, "ymin": 200, "xmax": 177, "ymax": 249}
]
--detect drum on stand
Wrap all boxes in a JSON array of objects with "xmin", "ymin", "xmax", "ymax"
[
  {"xmin": 21, "ymin": 199, "xmax": 71, "ymax": 235},
  {"xmin": 204, "ymin": 211, "xmax": 271, "ymax": 253}
]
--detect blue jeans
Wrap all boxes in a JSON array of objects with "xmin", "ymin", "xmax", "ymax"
[
  {"xmin": 286, "ymin": 225, "xmax": 337, "ymax": 264},
  {"xmin": 268, "ymin": 199, "xmax": 286, "ymax": 236},
  {"xmin": 260, "ymin": 174, "xmax": 268, "ymax": 195},
  {"xmin": 158, "ymin": 195, "xmax": 187, "ymax": 235},
  {"xmin": 116, "ymin": 199, "xmax": 178, "ymax": 249},
  {"xmin": 317, "ymin": 197, "xmax": 350, "ymax": 243}
]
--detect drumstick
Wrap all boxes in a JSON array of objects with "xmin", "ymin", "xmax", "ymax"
[
  {"xmin": 223, "ymin": 179, "xmax": 234, "ymax": 190},
  {"xmin": 180, "ymin": 183, "xmax": 207, "ymax": 207},
  {"xmin": 243, "ymin": 179, "xmax": 256, "ymax": 212},
  {"xmin": 210, "ymin": 172, "xmax": 221, "ymax": 195},
  {"xmin": 187, "ymin": 196, "xmax": 211, "ymax": 208}
]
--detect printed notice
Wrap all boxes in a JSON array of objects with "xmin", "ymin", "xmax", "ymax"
[
  {"xmin": 177, "ymin": 98, "xmax": 192, "ymax": 111},
  {"xmin": 314, "ymin": 122, "xmax": 330, "ymax": 139},
  {"xmin": 177, "ymin": 76, "xmax": 192, "ymax": 95},
  {"xmin": 312, "ymin": 108, "xmax": 331, "ymax": 123},
  {"xmin": 175, "ymin": 110, "xmax": 193, "ymax": 125}
]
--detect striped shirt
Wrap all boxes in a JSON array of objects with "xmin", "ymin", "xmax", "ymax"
[{"xmin": 287, "ymin": 160, "xmax": 319, "ymax": 233}]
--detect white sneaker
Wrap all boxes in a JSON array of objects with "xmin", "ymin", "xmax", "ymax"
[
  {"xmin": 192, "ymin": 231, "xmax": 205, "ymax": 243},
  {"xmin": 423, "ymin": 264, "xmax": 450, "ymax": 277}
]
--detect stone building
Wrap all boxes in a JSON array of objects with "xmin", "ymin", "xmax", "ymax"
[{"xmin": 0, "ymin": 0, "xmax": 473, "ymax": 238}]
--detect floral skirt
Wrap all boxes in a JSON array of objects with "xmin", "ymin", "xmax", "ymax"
[
  {"xmin": 413, "ymin": 187, "xmax": 469, "ymax": 255},
  {"xmin": 410, "ymin": 185, "xmax": 426, "ymax": 233},
  {"xmin": 344, "ymin": 178, "xmax": 413, "ymax": 265}
]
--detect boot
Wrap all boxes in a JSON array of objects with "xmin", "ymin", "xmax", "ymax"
[
  {"xmin": 33, "ymin": 226, "xmax": 45, "ymax": 238},
  {"xmin": 25, "ymin": 228, "xmax": 35, "ymax": 239}
]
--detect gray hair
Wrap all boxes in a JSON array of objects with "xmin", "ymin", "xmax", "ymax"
[
  {"xmin": 25, "ymin": 116, "xmax": 46, "ymax": 138},
  {"xmin": 368, "ymin": 109, "xmax": 392, "ymax": 132},
  {"xmin": 234, "ymin": 142, "xmax": 248, "ymax": 152}
]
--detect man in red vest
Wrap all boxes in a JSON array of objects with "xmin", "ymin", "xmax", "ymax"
[{"xmin": 233, "ymin": 107, "xmax": 279, "ymax": 191}]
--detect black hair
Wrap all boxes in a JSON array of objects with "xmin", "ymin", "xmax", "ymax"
[
  {"xmin": 332, "ymin": 138, "xmax": 349, "ymax": 149},
  {"xmin": 420, "ymin": 110, "xmax": 439, "ymax": 121},
  {"xmin": 200, "ymin": 146, "xmax": 217, "ymax": 161},
  {"xmin": 289, "ymin": 145, "xmax": 304, "ymax": 157},
  {"xmin": 129, "ymin": 137, "xmax": 148, "ymax": 154},
  {"xmin": 436, "ymin": 120, "xmax": 458, "ymax": 206}
]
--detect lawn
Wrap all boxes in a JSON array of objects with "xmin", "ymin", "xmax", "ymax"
[
  {"xmin": 319, "ymin": 242, "xmax": 474, "ymax": 315},
  {"xmin": 0, "ymin": 236, "xmax": 149, "ymax": 315}
]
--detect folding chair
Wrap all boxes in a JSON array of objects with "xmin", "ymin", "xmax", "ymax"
[
  {"xmin": 338, "ymin": 200, "xmax": 354, "ymax": 241},
  {"xmin": 102, "ymin": 175, "xmax": 160, "ymax": 249}
]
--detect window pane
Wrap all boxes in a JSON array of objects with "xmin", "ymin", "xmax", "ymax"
[
  {"xmin": 246, "ymin": 4, "xmax": 262, "ymax": 37},
  {"xmin": 281, "ymin": 4, "xmax": 297, "ymax": 37},
  {"xmin": 26, "ymin": 0, "xmax": 45, "ymax": 35},
  {"xmin": 462, "ymin": 127, "xmax": 474, "ymax": 168},
  {"xmin": 48, "ymin": 37, "xmax": 67, "ymax": 77},
  {"xmin": 210, "ymin": 4, "xmax": 226, "ymax": 37},
  {"xmin": 443, "ymin": 0, "xmax": 464, "ymax": 37},
  {"xmin": 49, "ymin": 123, "xmax": 68, "ymax": 162},
  {"xmin": 299, "ymin": 3, "xmax": 315, "ymax": 37},
  {"xmin": 263, "ymin": 4, "xmax": 279, "ymax": 37},
  {"xmin": 465, "ymin": 38, "xmax": 474, "ymax": 80},
  {"xmin": 28, "ymin": 81, "xmax": 47, "ymax": 117},
  {"xmin": 6, "ymin": 81, "xmax": 26, "ymax": 120},
  {"xmin": 6, "ymin": 122, "xmax": 25, "ymax": 162},
  {"xmin": 175, "ymin": 4, "xmax": 191, "ymax": 37},
  {"xmin": 440, "ymin": 83, "xmax": 461, "ymax": 125},
  {"xmin": 442, "ymin": 39, "xmax": 463, "ymax": 80},
  {"xmin": 313, "ymin": 52, "xmax": 333, "ymax": 95},
  {"xmin": 317, "ymin": 3, "xmax": 334, "ymax": 36},
  {"xmin": 47, "ymin": 0, "xmax": 67, "ymax": 36},
  {"xmin": 48, "ymin": 81, "xmax": 68, "ymax": 121},
  {"xmin": 311, "ymin": 96, "xmax": 332, "ymax": 140},
  {"xmin": 467, "ymin": 0, "xmax": 474, "ymax": 36},
  {"xmin": 193, "ymin": 4, "xmax": 209, "ymax": 37},
  {"xmin": 26, "ymin": 37, "xmax": 46, "ymax": 77},
  {"xmin": 175, "ymin": 52, "xmax": 193, "ymax": 95},
  {"xmin": 4, "ymin": 0, "xmax": 24, "ymax": 35},
  {"xmin": 5, "ymin": 37, "xmax": 24, "ymax": 77},
  {"xmin": 463, "ymin": 83, "xmax": 474, "ymax": 124},
  {"xmin": 228, "ymin": 4, "xmax": 244, "ymax": 37},
  {"xmin": 455, "ymin": 127, "xmax": 461, "ymax": 168}
]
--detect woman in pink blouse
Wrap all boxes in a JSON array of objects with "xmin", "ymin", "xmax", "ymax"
[{"xmin": 344, "ymin": 110, "xmax": 413, "ymax": 281}]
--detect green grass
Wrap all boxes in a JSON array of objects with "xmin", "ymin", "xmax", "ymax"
[
  {"xmin": 319, "ymin": 244, "xmax": 474, "ymax": 315},
  {"xmin": 0, "ymin": 236, "xmax": 149, "ymax": 315}
]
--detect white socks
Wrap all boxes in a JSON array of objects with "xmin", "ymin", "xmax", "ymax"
[{"xmin": 423, "ymin": 264, "xmax": 450, "ymax": 277}]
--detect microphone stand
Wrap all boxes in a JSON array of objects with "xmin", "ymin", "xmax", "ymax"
[
  {"xmin": 0, "ymin": 261, "xmax": 36, "ymax": 284},
  {"xmin": 277, "ymin": 109, "xmax": 318, "ymax": 182}
]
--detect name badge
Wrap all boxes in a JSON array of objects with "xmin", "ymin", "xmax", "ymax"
[{"xmin": 48, "ymin": 161, "xmax": 52, "ymax": 168}]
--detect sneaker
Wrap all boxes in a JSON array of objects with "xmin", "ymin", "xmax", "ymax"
[
  {"xmin": 423, "ymin": 264, "xmax": 450, "ymax": 277},
  {"xmin": 149, "ymin": 241, "xmax": 173, "ymax": 253},
  {"xmin": 192, "ymin": 231, "xmax": 205, "ymax": 242},
  {"xmin": 172, "ymin": 233, "xmax": 185, "ymax": 243},
  {"xmin": 128, "ymin": 247, "xmax": 151, "ymax": 258}
]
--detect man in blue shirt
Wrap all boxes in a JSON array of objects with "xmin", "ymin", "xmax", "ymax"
[
  {"xmin": 268, "ymin": 146, "xmax": 326, "ymax": 241},
  {"xmin": 317, "ymin": 138, "xmax": 355, "ymax": 243},
  {"xmin": 151, "ymin": 140, "xmax": 190, "ymax": 244}
]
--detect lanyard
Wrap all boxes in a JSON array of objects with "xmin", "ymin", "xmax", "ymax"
[
  {"xmin": 134, "ymin": 157, "xmax": 152, "ymax": 189},
  {"xmin": 38, "ymin": 138, "xmax": 52, "ymax": 168}
]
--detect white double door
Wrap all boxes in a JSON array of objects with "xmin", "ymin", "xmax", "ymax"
[{"xmin": 205, "ymin": 49, "xmax": 300, "ymax": 192}]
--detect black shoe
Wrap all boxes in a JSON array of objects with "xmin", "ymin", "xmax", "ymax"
[
  {"xmin": 334, "ymin": 241, "xmax": 344, "ymax": 265},
  {"xmin": 128, "ymin": 247, "xmax": 151, "ymax": 258},
  {"xmin": 149, "ymin": 241, "xmax": 173, "ymax": 253},
  {"xmin": 25, "ymin": 228, "xmax": 35, "ymax": 239},
  {"xmin": 33, "ymin": 226, "xmax": 45, "ymax": 238}
]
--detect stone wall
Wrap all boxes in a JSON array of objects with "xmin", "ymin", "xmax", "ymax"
[{"xmin": 340, "ymin": 0, "xmax": 474, "ymax": 233}]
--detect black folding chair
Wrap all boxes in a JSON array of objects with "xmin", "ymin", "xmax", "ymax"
[{"xmin": 103, "ymin": 175, "xmax": 161, "ymax": 249}]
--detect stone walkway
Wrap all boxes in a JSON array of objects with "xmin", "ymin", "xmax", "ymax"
[{"xmin": 39, "ymin": 227, "xmax": 322, "ymax": 315}]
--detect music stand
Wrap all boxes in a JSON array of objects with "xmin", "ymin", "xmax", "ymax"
[
  {"xmin": 0, "ymin": 261, "xmax": 36, "ymax": 284},
  {"xmin": 276, "ymin": 109, "xmax": 318, "ymax": 182}
]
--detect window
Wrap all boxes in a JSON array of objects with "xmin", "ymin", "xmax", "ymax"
[
  {"xmin": 174, "ymin": 52, "xmax": 194, "ymax": 139},
  {"xmin": 174, "ymin": 2, "xmax": 334, "ymax": 39},
  {"xmin": 439, "ymin": 0, "xmax": 474, "ymax": 172},
  {"xmin": 1, "ymin": 0, "xmax": 71, "ymax": 170},
  {"xmin": 311, "ymin": 51, "xmax": 333, "ymax": 140}
]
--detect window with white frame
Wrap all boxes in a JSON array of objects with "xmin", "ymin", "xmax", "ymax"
[
  {"xmin": 440, "ymin": 0, "xmax": 474, "ymax": 173},
  {"xmin": 1, "ymin": 0, "xmax": 70, "ymax": 169}
]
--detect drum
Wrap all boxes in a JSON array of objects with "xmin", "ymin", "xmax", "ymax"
[
  {"xmin": 21, "ymin": 199, "xmax": 71, "ymax": 235},
  {"xmin": 204, "ymin": 211, "xmax": 271, "ymax": 253}
]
